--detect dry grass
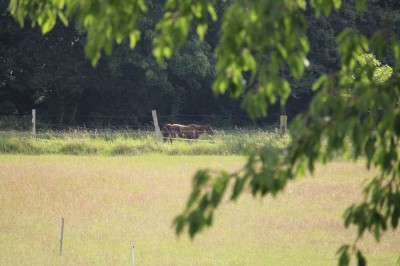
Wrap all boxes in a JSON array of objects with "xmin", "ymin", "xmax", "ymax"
[{"xmin": 0, "ymin": 155, "xmax": 399, "ymax": 265}]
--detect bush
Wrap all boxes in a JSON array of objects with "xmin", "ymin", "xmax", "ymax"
[
  {"xmin": 59, "ymin": 141, "xmax": 98, "ymax": 155},
  {"xmin": 0, "ymin": 138, "xmax": 46, "ymax": 154},
  {"xmin": 111, "ymin": 144, "xmax": 141, "ymax": 155}
]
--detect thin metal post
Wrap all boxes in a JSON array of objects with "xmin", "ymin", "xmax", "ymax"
[
  {"xmin": 59, "ymin": 218, "xmax": 64, "ymax": 256},
  {"xmin": 131, "ymin": 245, "xmax": 135, "ymax": 266}
]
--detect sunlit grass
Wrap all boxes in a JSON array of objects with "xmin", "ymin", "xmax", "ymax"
[
  {"xmin": 0, "ymin": 130, "xmax": 290, "ymax": 155},
  {"xmin": 0, "ymin": 155, "xmax": 399, "ymax": 265}
]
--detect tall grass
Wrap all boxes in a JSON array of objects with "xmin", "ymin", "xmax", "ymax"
[
  {"xmin": 0, "ymin": 155, "xmax": 399, "ymax": 265},
  {"xmin": 0, "ymin": 129, "xmax": 290, "ymax": 156}
]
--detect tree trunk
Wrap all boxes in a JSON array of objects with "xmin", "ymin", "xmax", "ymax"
[
  {"xmin": 279, "ymin": 104, "xmax": 287, "ymax": 135},
  {"xmin": 280, "ymin": 105, "xmax": 286, "ymax": 116}
]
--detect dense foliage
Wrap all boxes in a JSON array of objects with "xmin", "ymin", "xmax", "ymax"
[
  {"xmin": 2, "ymin": 1, "xmax": 398, "ymax": 128},
  {"xmin": 1, "ymin": 0, "xmax": 244, "ymax": 128},
  {"xmin": 3, "ymin": 0, "xmax": 400, "ymax": 265}
]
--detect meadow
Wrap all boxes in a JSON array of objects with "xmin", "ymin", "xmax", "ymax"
[
  {"xmin": 0, "ymin": 155, "xmax": 399, "ymax": 265},
  {"xmin": 0, "ymin": 129, "xmax": 290, "ymax": 156}
]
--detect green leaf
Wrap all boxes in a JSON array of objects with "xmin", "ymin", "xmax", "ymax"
[
  {"xmin": 187, "ymin": 188, "xmax": 200, "ymax": 208},
  {"xmin": 207, "ymin": 4, "xmax": 218, "ymax": 21},
  {"xmin": 371, "ymin": 32, "xmax": 387, "ymax": 57},
  {"xmin": 211, "ymin": 188, "xmax": 222, "ymax": 207},
  {"xmin": 194, "ymin": 170, "xmax": 210, "ymax": 186},
  {"xmin": 277, "ymin": 43, "xmax": 288, "ymax": 59},
  {"xmin": 153, "ymin": 46, "xmax": 163, "ymax": 60},
  {"xmin": 338, "ymin": 249, "xmax": 350, "ymax": 266},
  {"xmin": 391, "ymin": 203, "xmax": 399, "ymax": 228},
  {"xmin": 232, "ymin": 178, "xmax": 245, "ymax": 200},
  {"xmin": 205, "ymin": 213, "xmax": 213, "ymax": 226},
  {"xmin": 129, "ymin": 30, "xmax": 140, "ymax": 49},
  {"xmin": 41, "ymin": 11, "xmax": 56, "ymax": 34},
  {"xmin": 288, "ymin": 55, "xmax": 305, "ymax": 80},
  {"xmin": 58, "ymin": 11, "xmax": 69, "ymax": 26},
  {"xmin": 191, "ymin": 4, "xmax": 203, "ymax": 18},
  {"xmin": 322, "ymin": 2, "xmax": 332, "ymax": 16},
  {"xmin": 365, "ymin": 137, "xmax": 376, "ymax": 164},
  {"xmin": 242, "ymin": 48, "xmax": 256, "ymax": 71},
  {"xmin": 343, "ymin": 205, "xmax": 354, "ymax": 228},
  {"xmin": 373, "ymin": 224, "xmax": 381, "ymax": 242},
  {"xmin": 337, "ymin": 244, "xmax": 351, "ymax": 266},
  {"xmin": 355, "ymin": 0, "xmax": 368, "ymax": 12},
  {"xmin": 357, "ymin": 251, "xmax": 366, "ymax": 266},
  {"xmin": 279, "ymin": 79, "xmax": 291, "ymax": 104},
  {"xmin": 333, "ymin": 0, "xmax": 342, "ymax": 10},
  {"xmin": 174, "ymin": 215, "xmax": 185, "ymax": 235},
  {"xmin": 137, "ymin": 0, "xmax": 147, "ymax": 12},
  {"xmin": 299, "ymin": 37, "xmax": 310, "ymax": 54},
  {"xmin": 188, "ymin": 211, "xmax": 202, "ymax": 238},
  {"xmin": 57, "ymin": 0, "xmax": 65, "ymax": 9},
  {"xmin": 83, "ymin": 15, "xmax": 94, "ymax": 27},
  {"xmin": 297, "ymin": 0, "xmax": 306, "ymax": 9},
  {"xmin": 196, "ymin": 23, "xmax": 207, "ymax": 41},
  {"xmin": 392, "ymin": 38, "xmax": 400, "ymax": 64},
  {"xmin": 312, "ymin": 75, "xmax": 328, "ymax": 91},
  {"xmin": 213, "ymin": 72, "xmax": 229, "ymax": 95},
  {"xmin": 163, "ymin": 47, "xmax": 172, "ymax": 58}
]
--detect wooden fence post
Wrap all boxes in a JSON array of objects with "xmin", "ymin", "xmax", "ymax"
[
  {"xmin": 32, "ymin": 109, "xmax": 36, "ymax": 138},
  {"xmin": 152, "ymin": 110, "xmax": 162, "ymax": 141},
  {"xmin": 279, "ymin": 115, "xmax": 287, "ymax": 135}
]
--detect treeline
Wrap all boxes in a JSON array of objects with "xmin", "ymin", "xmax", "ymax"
[{"xmin": 1, "ymin": 1, "xmax": 399, "ymax": 128}]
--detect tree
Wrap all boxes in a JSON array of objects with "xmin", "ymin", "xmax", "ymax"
[
  {"xmin": 2, "ymin": 0, "xmax": 251, "ymax": 127},
  {"xmin": 8, "ymin": 0, "xmax": 400, "ymax": 264},
  {"xmin": 106, "ymin": 1, "xmax": 217, "ymax": 122},
  {"xmin": 0, "ymin": 1, "xmax": 105, "ymax": 124}
]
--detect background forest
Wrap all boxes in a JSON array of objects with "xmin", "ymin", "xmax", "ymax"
[{"xmin": 1, "ymin": 0, "xmax": 399, "ymax": 129}]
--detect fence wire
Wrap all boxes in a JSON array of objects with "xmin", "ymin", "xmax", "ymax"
[{"xmin": 0, "ymin": 112, "xmax": 286, "ymax": 137}]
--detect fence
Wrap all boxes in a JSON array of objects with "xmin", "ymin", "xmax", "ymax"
[{"xmin": 0, "ymin": 109, "xmax": 290, "ymax": 138}]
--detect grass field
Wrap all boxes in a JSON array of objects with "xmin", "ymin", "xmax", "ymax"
[
  {"xmin": 0, "ymin": 130, "xmax": 290, "ymax": 156},
  {"xmin": 0, "ymin": 155, "xmax": 399, "ymax": 265}
]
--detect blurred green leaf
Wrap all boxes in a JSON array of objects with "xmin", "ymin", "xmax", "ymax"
[{"xmin": 356, "ymin": 251, "xmax": 366, "ymax": 266}]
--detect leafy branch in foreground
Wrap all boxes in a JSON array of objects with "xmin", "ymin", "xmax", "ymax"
[{"xmin": 175, "ymin": 29, "xmax": 400, "ymax": 266}]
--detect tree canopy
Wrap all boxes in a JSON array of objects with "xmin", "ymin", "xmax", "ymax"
[
  {"xmin": 3, "ymin": 1, "xmax": 396, "ymax": 127},
  {"xmin": 7, "ymin": 0, "xmax": 400, "ymax": 264}
]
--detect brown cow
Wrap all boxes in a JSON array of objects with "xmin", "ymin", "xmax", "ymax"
[
  {"xmin": 161, "ymin": 124, "xmax": 198, "ymax": 142},
  {"xmin": 189, "ymin": 124, "xmax": 214, "ymax": 136}
]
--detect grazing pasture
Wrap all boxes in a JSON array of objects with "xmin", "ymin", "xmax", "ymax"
[
  {"xmin": 0, "ymin": 155, "xmax": 399, "ymax": 265},
  {"xmin": 0, "ymin": 130, "xmax": 290, "ymax": 156}
]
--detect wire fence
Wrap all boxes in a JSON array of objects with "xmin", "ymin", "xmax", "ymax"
[{"xmin": 0, "ymin": 111, "xmax": 289, "ymax": 138}]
